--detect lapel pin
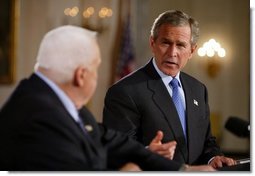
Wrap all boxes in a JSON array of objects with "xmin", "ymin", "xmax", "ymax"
[
  {"xmin": 85, "ymin": 125, "xmax": 93, "ymax": 132},
  {"xmin": 193, "ymin": 99, "xmax": 198, "ymax": 106}
]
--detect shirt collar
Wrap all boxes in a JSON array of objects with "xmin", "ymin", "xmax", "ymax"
[{"xmin": 34, "ymin": 71, "xmax": 80, "ymax": 123}]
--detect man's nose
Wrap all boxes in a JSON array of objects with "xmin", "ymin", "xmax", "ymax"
[{"xmin": 167, "ymin": 45, "xmax": 177, "ymax": 57}]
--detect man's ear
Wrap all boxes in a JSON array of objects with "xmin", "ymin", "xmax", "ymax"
[
  {"xmin": 149, "ymin": 36, "xmax": 157, "ymax": 54},
  {"xmin": 73, "ymin": 67, "xmax": 87, "ymax": 87},
  {"xmin": 191, "ymin": 44, "xmax": 197, "ymax": 54},
  {"xmin": 149, "ymin": 36, "xmax": 155, "ymax": 49},
  {"xmin": 189, "ymin": 44, "xmax": 197, "ymax": 59}
]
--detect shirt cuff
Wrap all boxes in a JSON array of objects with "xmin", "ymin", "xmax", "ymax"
[{"xmin": 208, "ymin": 156, "xmax": 215, "ymax": 164}]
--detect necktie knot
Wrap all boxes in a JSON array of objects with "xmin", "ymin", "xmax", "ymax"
[{"xmin": 170, "ymin": 78, "xmax": 179, "ymax": 89}]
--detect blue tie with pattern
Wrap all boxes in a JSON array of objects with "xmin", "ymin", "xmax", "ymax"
[{"xmin": 170, "ymin": 78, "xmax": 186, "ymax": 139}]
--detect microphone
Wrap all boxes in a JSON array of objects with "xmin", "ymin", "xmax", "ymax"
[{"xmin": 225, "ymin": 116, "xmax": 250, "ymax": 138}]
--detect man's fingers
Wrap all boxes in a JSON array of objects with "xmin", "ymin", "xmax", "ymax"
[
  {"xmin": 157, "ymin": 148, "xmax": 176, "ymax": 160},
  {"xmin": 209, "ymin": 156, "xmax": 236, "ymax": 168},
  {"xmin": 154, "ymin": 142, "xmax": 176, "ymax": 159},
  {"xmin": 164, "ymin": 141, "xmax": 177, "ymax": 148},
  {"xmin": 151, "ymin": 141, "xmax": 177, "ymax": 151},
  {"xmin": 222, "ymin": 157, "xmax": 236, "ymax": 166},
  {"xmin": 157, "ymin": 149, "xmax": 175, "ymax": 159},
  {"xmin": 151, "ymin": 130, "xmax": 164, "ymax": 144},
  {"xmin": 157, "ymin": 148, "xmax": 175, "ymax": 155}
]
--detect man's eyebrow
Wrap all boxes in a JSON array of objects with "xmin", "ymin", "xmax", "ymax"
[{"xmin": 160, "ymin": 37, "xmax": 172, "ymax": 42}]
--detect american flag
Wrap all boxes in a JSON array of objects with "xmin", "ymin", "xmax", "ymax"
[{"xmin": 114, "ymin": 15, "xmax": 136, "ymax": 81}]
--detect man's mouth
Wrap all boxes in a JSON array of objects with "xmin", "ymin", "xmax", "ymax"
[{"xmin": 165, "ymin": 61, "xmax": 178, "ymax": 66}]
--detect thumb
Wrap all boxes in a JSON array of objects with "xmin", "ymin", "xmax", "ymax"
[{"xmin": 151, "ymin": 130, "xmax": 164, "ymax": 144}]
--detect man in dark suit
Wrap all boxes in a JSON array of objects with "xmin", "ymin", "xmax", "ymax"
[
  {"xmin": 103, "ymin": 10, "xmax": 236, "ymax": 168},
  {"xmin": 0, "ymin": 25, "xmax": 215, "ymax": 171}
]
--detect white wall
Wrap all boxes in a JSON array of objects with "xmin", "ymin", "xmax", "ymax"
[{"xmin": 0, "ymin": 0, "xmax": 250, "ymax": 153}]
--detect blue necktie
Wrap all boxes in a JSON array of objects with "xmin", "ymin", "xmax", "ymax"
[{"xmin": 170, "ymin": 78, "xmax": 186, "ymax": 138}]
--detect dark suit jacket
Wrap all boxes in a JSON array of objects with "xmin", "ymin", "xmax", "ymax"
[
  {"xmin": 103, "ymin": 59, "xmax": 223, "ymax": 165},
  {"xmin": 0, "ymin": 73, "xmax": 182, "ymax": 171}
]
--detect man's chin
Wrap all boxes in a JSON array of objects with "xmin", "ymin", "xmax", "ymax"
[{"xmin": 161, "ymin": 68, "xmax": 179, "ymax": 77}]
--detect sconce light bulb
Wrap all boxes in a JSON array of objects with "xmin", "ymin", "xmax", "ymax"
[
  {"xmin": 213, "ymin": 42, "xmax": 221, "ymax": 51},
  {"xmin": 64, "ymin": 8, "xmax": 71, "ymax": 16},
  {"xmin": 107, "ymin": 9, "xmax": 113, "ymax": 17},
  {"xmin": 87, "ymin": 7, "xmax": 94, "ymax": 15},
  {"xmin": 209, "ymin": 38, "xmax": 216, "ymax": 46},
  {"xmin": 83, "ymin": 11, "xmax": 90, "ymax": 18},
  {"xmin": 206, "ymin": 48, "xmax": 215, "ymax": 57},
  {"xmin": 203, "ymin": 42, "xmax": 210, "ymax": 50},
  {"xmin": 83, "ymin": 7, "xmax": 95, "ymax": 18},
  {"xmin": 69, "ymin": 6, "xmax": 79, "ymax": 17},
  {"xmin": 99, "ymin": 7, "xmax": 110, "ymax": 18},
  {"xmin": 218, "ymin": 48, "xmax": 226, "ymax": 57},
  {"xmin": 198, "ymin": 47, "xmax": 206, "ymax": 57}
]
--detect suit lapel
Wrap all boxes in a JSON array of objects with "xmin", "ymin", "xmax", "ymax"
[
  {"xmin": 145, "ymin": 61, "xmax": 188, "ymax": 161},
  {"xmin": 78, "ymin": 107, "xmax": 105, "ymax": 159},
  {"xmin": 180, "ymin": 73, "xmax": 201, "ymax": 163},
  {"xmin": 79, "ymin": 107, "xmax": 102, "ymax": 144}
]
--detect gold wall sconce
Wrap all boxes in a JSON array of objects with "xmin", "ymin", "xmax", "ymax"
[
  {"xmin": 82, "ymin": 6, "xmax": 113, "ymax": 33},
  {"xmin": 64, "ymin": 6, "xmax": 80, "ymax": 17},
  {"xmin": 197, "ymin": 39, "xmax": 226, "ymax": 78},
  {"xmin": 64, "ymin": 6, "xmax": 113, "ymax": 33}
]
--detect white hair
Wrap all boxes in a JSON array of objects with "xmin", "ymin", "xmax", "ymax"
[{"xmin": 35, "ymin": 25, "xmax": 98, "ymax": 83}]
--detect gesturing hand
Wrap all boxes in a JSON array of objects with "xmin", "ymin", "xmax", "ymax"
[{"xmin": 148, "ymin": 130, "xmax": 177, "ymax": 160}]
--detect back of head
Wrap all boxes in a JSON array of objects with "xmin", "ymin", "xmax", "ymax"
[
  {"xmin": 35, "ymin": 25, "xmax": 99, "ymax": 83},
  {"xmin": 150, "ymin": 10, "xmax": 199, "ymax": 46}
]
